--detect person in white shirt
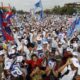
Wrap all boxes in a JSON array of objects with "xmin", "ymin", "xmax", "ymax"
[
  {"xmin": 52, "ymin": 55, "xmax": 80, "ymax": 80},
  {"xmin": 57, "ymin": 42, "xmax": 63, "ymax": 56},
  {"xmin": 22, "ymin": 43, "xmax": 35, "ymax": 60},
  {"xmin": 12, "ymin": 29, "xmax": 21, "ymax": 46},
  {"xmin": 29, "ymin": 31, "xmax": 34, "ymax": 43}
]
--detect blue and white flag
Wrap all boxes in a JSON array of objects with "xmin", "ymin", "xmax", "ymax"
[
  {"xmin": 75, "ymin": 17, "xmax": 80, "ymax": 31},
  {"xmin": 67, "ymin": 16, "xmax": 80, "ymax": 39},
  {"xmin": 35, "ymin": 0, "xmax": 41, "ymax": 8},
  {"xmin": 11, "ymin": 64, "xmax": 22, "ymax": 77},
  {"xmin": 34, "ymin": 0, "xmax": 44, "ymax": 19}
]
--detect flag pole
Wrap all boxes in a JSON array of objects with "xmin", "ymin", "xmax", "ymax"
[
  {"xmin": 40, "ymin": 0, "xmax": 44, "ymax": 19},
  {"xmin": 8, "ymin": 3, "xmax": 12, "ymax": 11},
  {"xmin": 40, "ymin": 0, "xmax": 43, "ymax": 10}
]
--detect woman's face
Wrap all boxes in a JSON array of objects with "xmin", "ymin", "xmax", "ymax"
[{"xmin": 32, "ymin": 56, "xmax": 38, "ymax": 61}]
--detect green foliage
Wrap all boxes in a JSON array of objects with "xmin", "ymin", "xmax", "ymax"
[
  {"xmin": 52, "ymin": 6, "xmax": 61, "ymax": 14},
  {"xmin": 44, "ymin": 5, "xmax": 77, "ymax": 15},
  {"xmin": 16, "ymin": 10, "xmax": 29, "ymax": 14},
  {"xmin": 12, "ymin": 7, "xmax": 16, "ymax": 14},
  {"xmin": 0, "ymin": 8, "xmax": 8, "ymax": 12},
  {"xmin": 16, "ymin": 10, "xmax": 25, "ymax": 14},
  {"xmin": 0, "ymin": 7, "xmax": 16, "ymax": 14}
]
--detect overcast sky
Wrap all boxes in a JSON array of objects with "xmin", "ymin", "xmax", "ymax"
[{"xmin": 0, "ymin": 0, "xmax": 80, "ymax": 11}]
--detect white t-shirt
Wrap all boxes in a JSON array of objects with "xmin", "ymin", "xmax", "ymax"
[
  {"xmin": 13, "ymin": 32, "xmax": 21, "ymax": 46},
  {"xmin": 43, "ymin": 31, "xmax": 46, "ymax": 37},
  {"xmin": 59, "ymin": 70, "xmax": 76, "ymax": 80},
  {"xmin": 59, "ymin": 65, "xmax": 76, "ymax": 80},
  {"xmin": 52, "ymin": 38, "xmax": 57, "ymax": 48},
  {"xmin": 58, "ymin": 33, "xmax": 65, "ymax": 40},
  {"xmin": 72, "ymin": 42, "xmax": 78, "ymax": 49},
  {"xmin": 58, "ymin": 47, "xmax": 63, "ymax": 56},
  {"xmin": 29, "ymin": 33, "xmax": 33, "ymax": 43},
  {"xmin": 23, "ymin": 46, "xmax": 31, "ymax": 60}
]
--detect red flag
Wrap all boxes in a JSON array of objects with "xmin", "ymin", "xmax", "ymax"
[
  {"xmin": 2, "ymin": 22, "xmax": 7, "ymax": 27},
  {"xmin": 2, "ymin": 30, "xmax": 14, "ymax": 41},
  {"xmin": 5, "ymin": 11, "xmax": 13, "ymax": 20}
]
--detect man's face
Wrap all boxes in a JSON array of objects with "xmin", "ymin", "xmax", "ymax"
[{"xmin": 29, "ymin": 47, "xmax": 33, "ymax": 51}]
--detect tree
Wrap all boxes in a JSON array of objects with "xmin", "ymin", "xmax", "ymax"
[
  {"xmin": 52, "ymin": 6, "xmax": 61, "ymax": 14},
  {"xmin": 12, "ymin": 7, "xmax": 16, "ymax": 14},
  {"xmin": 52, "ymin": 5, "xmax": 76, "ymax": 15}
]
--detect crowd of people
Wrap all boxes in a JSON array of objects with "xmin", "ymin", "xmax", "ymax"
[{"xmin": 0, "ymin": 13, "xmax": 80, "ymax": 80}]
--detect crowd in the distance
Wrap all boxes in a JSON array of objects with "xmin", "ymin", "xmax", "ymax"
[{"xmin": 0, "ymin": 14, "xmax": 80, "ymax": 80}]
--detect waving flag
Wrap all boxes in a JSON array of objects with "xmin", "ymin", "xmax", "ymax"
[
  {"xmin": 0, "ymin": 9, "xmax": 14, "ymax": 42},
  {"xmin": 5, "ymin": 11, "xmax": 13, "ymax": 20},
  {"xmin": 75, "ymin": 17, "xmax": 80, "ymax": 30},
  {"xmin": 3, "ymin": 11, "xmax": 13, "ymax": 25},
  {"xmin": 35, "ymin": 0, "xmax": 41, "ymax": 8},
  {"xmin": 67, "ymin": 17, "xmax": 80, "ymax": 39},
  {"xmin": 2, "ymin": 29, "xmax": 14, "ymax": 41},
  {"xmin": 11, "ymin": 64, "xmax": 22, "ymax": 77},
  {"xmin": 0, "ymin": 9, "xmax": 6, "ymax": 40},
  {"xmin": 35, "ymin": 0, "xmax": 44, "ymax": 19}
]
